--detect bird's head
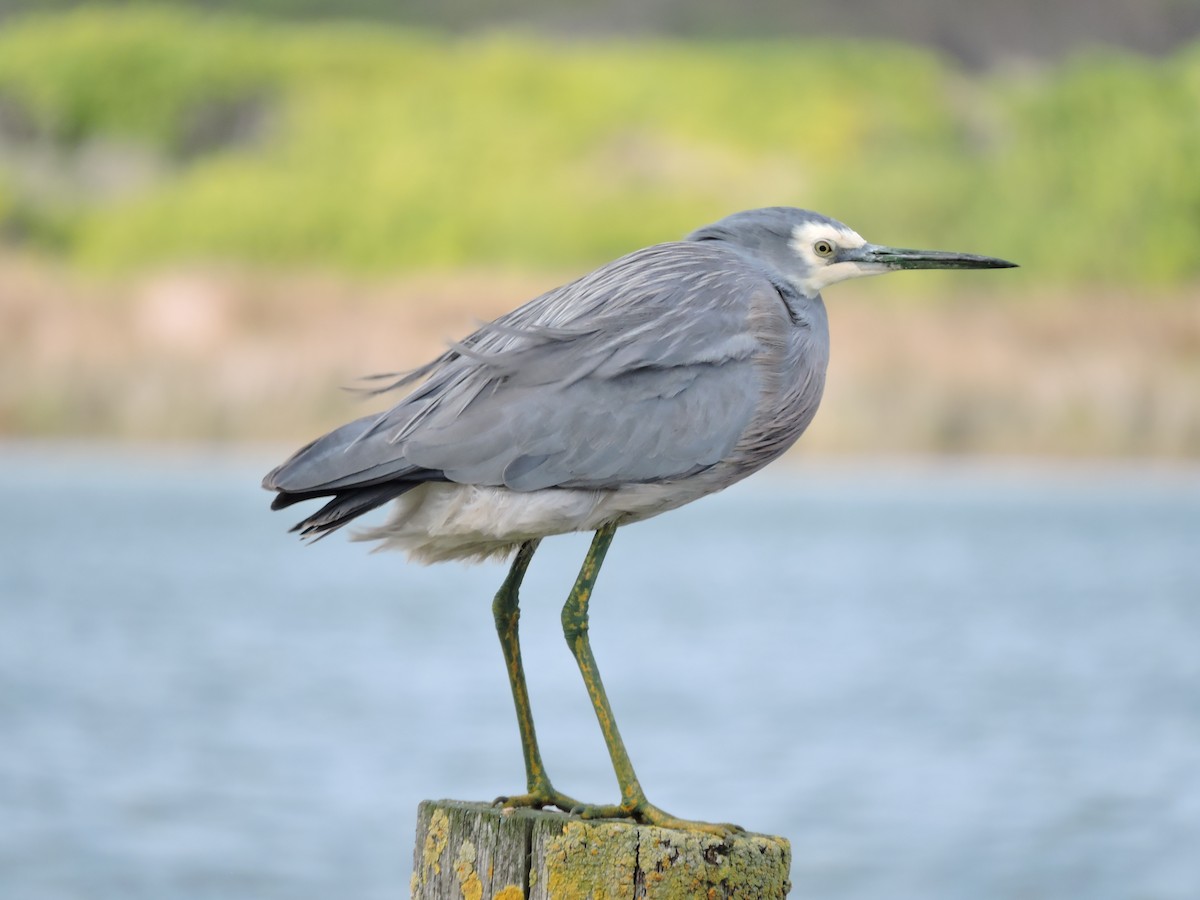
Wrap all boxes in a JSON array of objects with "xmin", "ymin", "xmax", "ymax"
[{"xmin": 687, "ymin": 207, "xmax": 1016, "ymax": 296}]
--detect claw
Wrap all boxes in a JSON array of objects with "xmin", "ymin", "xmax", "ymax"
[
  {"xmin": 492, "ymin": 786, "xmax": 580, "ymax": 814},
  {"xmin": 571, "ymin": 798, "xmax": 743, "ymax": 837},
  {"xmin": 495, "ymin": 790, "xmax": 742, "ymax": 837},
  {"xmin": 492, "ymin": 793, "xmax": 543, "ymax": 809}
]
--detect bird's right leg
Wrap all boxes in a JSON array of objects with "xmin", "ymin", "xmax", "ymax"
[{"xmin": 491, "ymin": 539, "xmax": 581, "ymax": 813}]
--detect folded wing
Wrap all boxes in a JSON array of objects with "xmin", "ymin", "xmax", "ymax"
[{"xmin": 264, "ymin": 241, "xmax": 776, "ymax": 536}]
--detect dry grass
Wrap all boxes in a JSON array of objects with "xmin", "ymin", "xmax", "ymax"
[{"xmin": 3, "ymin": 259, "xmax": 1198, "ymax": 457}]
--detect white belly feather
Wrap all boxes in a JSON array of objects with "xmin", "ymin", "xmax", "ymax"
[{"xmin": 352, "ymin": 476, "xmax": 725, "ymax": 564}]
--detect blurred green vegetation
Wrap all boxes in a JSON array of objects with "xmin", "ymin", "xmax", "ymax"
[{"xmin": 0, "ymin": 7, "xmax": 1198, "ymax": 284}]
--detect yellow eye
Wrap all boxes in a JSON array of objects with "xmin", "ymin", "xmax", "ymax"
[{"xmin": 813, "ymin": 240, "xmax": 836, "ymax": 258}]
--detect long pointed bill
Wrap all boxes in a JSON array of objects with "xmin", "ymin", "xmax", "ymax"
[{"xmin": 845, "ymin": 244, "xmax": 1018, "ymax": 271}]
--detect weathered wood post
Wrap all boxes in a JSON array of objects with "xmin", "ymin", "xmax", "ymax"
[{"xmin": 411, "ymin": 800, "xmax": 791, "ymax": 899}]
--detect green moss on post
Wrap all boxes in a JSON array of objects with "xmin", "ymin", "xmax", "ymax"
[{"xmin": 411, "ymin": 800, "xmax": 791, "ymax": 899}]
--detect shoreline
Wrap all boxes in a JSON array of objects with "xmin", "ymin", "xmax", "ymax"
[{"xmin": 3, "ymin": 262, "xmax": 1198, "ymax": 457}]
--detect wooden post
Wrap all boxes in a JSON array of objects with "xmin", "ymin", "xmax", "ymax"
[{"xmin": 411, "ymin": 799, "xmax": 791, "ymax": 899}]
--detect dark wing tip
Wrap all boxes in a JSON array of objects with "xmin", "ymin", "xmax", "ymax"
[{"xmin": 282, "ymin": 483, "xmax": 414, "ymax": 540}]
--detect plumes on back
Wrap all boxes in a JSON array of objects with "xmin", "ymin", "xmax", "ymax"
[{"xmin": 264, "ymin": 208, "xmax": 835, "ymax": 561}]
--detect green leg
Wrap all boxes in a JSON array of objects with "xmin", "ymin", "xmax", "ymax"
[
  {"xmin": 560, "ymin": 523, "xmax": 741, "ymax": 836},
  {"xmin": 491, "ymin": 539, "xmax": 580, "ymax": 813}
]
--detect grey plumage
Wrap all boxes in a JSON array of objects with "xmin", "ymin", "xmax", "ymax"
[{"xmin": 265, "ymin": 207, "xmax": 1013, "ymax": 557}]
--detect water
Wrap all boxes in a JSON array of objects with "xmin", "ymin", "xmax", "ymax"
[{"xmin": 2, "ymin": 444, "xmax": 1198, "ymax": 899}]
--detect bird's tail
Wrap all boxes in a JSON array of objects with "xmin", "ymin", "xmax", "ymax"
[
  {"xmin": 271, "ymin": 482, "xmax": 418, "ymax": 540},
  {"xmin": 263, "ymin": 413, "xmax": 445, "ymax": 539}
]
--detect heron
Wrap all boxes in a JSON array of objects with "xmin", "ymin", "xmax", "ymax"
[{"xmin": 263, "ymin": 206, "xmax": 1015, "ymax": 834}]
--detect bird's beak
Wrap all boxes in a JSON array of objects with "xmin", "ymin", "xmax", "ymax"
[{"xmin": 843, "ymin": 243, "xmax": 1018, "ymax": 271}]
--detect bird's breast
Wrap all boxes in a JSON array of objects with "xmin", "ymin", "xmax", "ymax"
[{"xmin": 726, "ymin": 290, "xmax": 830, "ymax": 477}]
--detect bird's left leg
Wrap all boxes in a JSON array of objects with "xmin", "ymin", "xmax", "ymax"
[
  {"xmin": 560, "ymin": 523, "xmax": 741, "ymax": 836},
  {"xmin": 491, "ymin": 539, "xmax": 581, "ymax": 813}
]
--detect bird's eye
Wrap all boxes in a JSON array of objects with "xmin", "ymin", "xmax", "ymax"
[{"xmin": 813, "ymin": 240, "xmax": 836, "ymax": 258}]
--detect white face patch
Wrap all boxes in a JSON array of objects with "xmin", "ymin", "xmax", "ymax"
[{"xmin": 788, "ymin": 221, "xmax": 887, "ymax": 294}]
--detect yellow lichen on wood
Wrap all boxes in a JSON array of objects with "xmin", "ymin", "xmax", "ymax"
[
  {"xmin": 414, "ymin": 800, "xmax": 541, "ymax": 899},
  {"xmin": 539, "ymin": 818, "xmax": 639, "ymax": 900},
  {"xmin": 412, "ymin": 799, "xmax": 790, "ymax": 899},
  {"xmin": 421, "ymin": 807, "xmax": 450, "ymax": 877},
  {"xmin": 534, "ymin": 815, "xmax": 790, "ymax": 900},
  {"xmin": 634, "ymin": 828, "xmax": 791, "ymax": 899},
  {"xmin": 454, "ymin": 839, "xmax": 484, "ymax": 900}
]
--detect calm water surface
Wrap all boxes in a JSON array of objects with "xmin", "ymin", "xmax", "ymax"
[{"xmin": 1, "ymin": 444, "xmax": 1198, "ymax": 899}]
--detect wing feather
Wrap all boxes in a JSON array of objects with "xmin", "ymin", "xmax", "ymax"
[{"xmin": 266, "ymin": 241, "xmax": 778, "ymax": 508}]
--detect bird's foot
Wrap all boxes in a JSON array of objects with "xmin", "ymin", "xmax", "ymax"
[
  {"xmin": 570, "ymin": 798, "xmax": 744, "ymax": 838},
  {"xmin": 495, "ymin": 790, "xmax": 742, "ymax": 837},
  {"xmin": 492, "ymin": 783, "xmax": 582, "ymax": 815}
]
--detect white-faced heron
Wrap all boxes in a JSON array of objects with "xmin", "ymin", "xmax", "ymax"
[{"xmin": 264, "ymin": 206, "xmax": 1015, "ymax": 834}]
